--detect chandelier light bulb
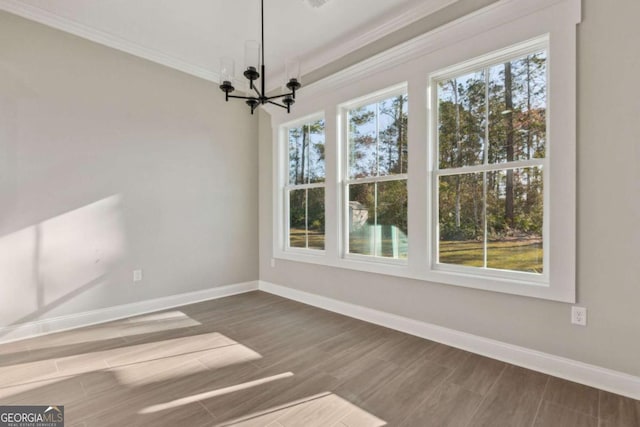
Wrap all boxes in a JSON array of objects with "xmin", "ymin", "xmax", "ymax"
[
  {"xmin": 284, "ymin": 58, "xmax": 301, "ymax": 94},
  {"xmin": 244, "ymin": 40, "xmax": 261, "ymax": 72},
  {"xmin": 220, "ymin": 57, "xmax": 235, "ymax": 85}
]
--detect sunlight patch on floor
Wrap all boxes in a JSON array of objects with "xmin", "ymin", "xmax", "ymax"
[
  {"xmin": 138, "ymin": 372, "xmax": 295, "ymax": 415},
  {"xmin": 23, "ymin": 311, "xmax": 201, "ymax": 351},
  {"xmin": 108, "ymin": 310, "xmax": 202, "ymax": 337},
  {"xmin": 114, "ymin": 343, "xmax": 261, "ymax": 386},
  {"xmin": 219, "ymin": 392, "xmax": 387, "ymax": 427},
  {"xmin": 0, "ymin": 332, "xmax": 262, "ymax": 392}
]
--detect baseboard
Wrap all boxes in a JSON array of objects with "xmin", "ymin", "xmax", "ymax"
[
  {"xmin": 259, "ymin": 280, "xmax": 640, "ymax": 400},
  {"xmin": 0, "ymin": 280, "xmax": 259, "ymax": 344}
]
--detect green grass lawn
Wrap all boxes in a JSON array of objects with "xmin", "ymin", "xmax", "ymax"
[
  {"xmin": 290, "ymin": 228, "xmax": 541, "ymax": 273},
  {"xmin": 289, "ymin": 228, "xmax": 325, "ymax": 250},
  {"xmin": 439, "ymin": 238, "xmax": 543, "ymax": 273}
]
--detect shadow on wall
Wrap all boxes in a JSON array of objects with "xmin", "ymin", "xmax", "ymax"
[{"xmin": 0, "ymin": 195, "xmax": 127, "ymax": 331}]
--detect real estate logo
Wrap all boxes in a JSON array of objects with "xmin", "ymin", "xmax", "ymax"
[{"xmin": 0, "ymin": 406, "xmax": 64, "ymax": 427}]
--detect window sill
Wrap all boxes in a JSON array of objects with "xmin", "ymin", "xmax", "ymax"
[
  {"xmin": 425, "ymin": 267, "xmax": 573, "ymax": 303},
  {"xmin": 273, "ymin": 250, "xmax": 574, "ymax": 303},
  {"xmin": 275, "ymin": 249, "xmax": 411, "ymax": 279}
]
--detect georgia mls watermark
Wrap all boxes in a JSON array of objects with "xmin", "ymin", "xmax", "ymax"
[{"xmin": 0, "ymin": 406, "xmax": 64, "ymax": 427}]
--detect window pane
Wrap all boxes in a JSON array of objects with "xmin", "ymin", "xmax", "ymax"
[
  {"xmin": 348, "ymin": 104, "xmax": 377, "ymax": 179},
  {"xmin": 348, "ymin": 94, "xmax": 409, "ymax": 179},
  {"xmin": 378, "ymin": 95, "xmax": 409, "ymax": 176},
  {"xmin": 348, "ymin": 183, "xmax": 375, "ymax": 256},
  {"xmin": 348, "ymin": 181, "xmax": 408, "ymax": 258},
  {"xmin": 438, "ymin": 173, "xmax": 484, "ymax": 267},
  {"xmin": 377, "ymin": 180, "xmax": 408, "ymax": 258},
  {"xmin": 486, "ymin": 167, "xmax": 543, "ymax": 273},
  {"xmin": 307, "ymin": 120, "xmax": 326, "ymax": 183},
  {"xmin": 288, "ymin": 120, "xmax": 325, "ymax": 185},
  {"xmin": 488, "ymin": 51, "xmax": 547, "ymax": 163},
  {"xmin": 288, "ymin": 126, "xmax": 304, "ymax": 185},
  {"xmin": 438, "ymin": 71, "xmax": 486, "ymax": 169},
  {"xmin": 289, "ymin": 189, "xmax": 307, "ymax": 248},
  {"xmin": 307, "ymin": 187, "xmax": 325, "ymax": 250}
]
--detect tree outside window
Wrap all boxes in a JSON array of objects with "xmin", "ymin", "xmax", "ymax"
[
  {"xmin": 287, "ymin": 119, "xmax": 325, "ymax": 250},
  {"xmin": 346, "ymin": 93, "xmax": 408, "ymax": 259},
  {"xmin": 436, "ymin": 51, "xmax": 546, "ymax": 274}
]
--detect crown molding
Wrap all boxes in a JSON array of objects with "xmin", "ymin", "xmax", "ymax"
[
  {"xmin": 266, "ymin": 0, "xmax": 459, "ymax": 92},
  {"xmin": 1, "ymin": 0, "xmax": 580, "ymax": 98},
  {"xmin": 264, "ymin": 0, "xmax": 579, "ymax": 117},
  {"xmin": 292, "ymin": 0, "xmax": 580, "ymax": 101},
  {"xmin": 0, "ymin": 0, "xmax": 219, "ymax": 83},
  {"xmin": 1, "ymin": 0, "xmax": 460, "ymax": 89},
  {"xmin": 302, "ymin": 0, "xmax": 458, "ymax": 74}
]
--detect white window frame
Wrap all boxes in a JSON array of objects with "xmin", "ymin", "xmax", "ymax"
[
  {"xmin": 340, "ymin": 84, "xmax": 409, "ymax": 264},
  {"xmin": 281, "ymin": 113, "xmax": 326, "ymax": 255},
  {"xmin": 269, "ymin": 0, "xmax": 579, "ymax": 302},
  {"xmin": 429, "ymin": 36, "xmax": 550, "ymax": 285}
]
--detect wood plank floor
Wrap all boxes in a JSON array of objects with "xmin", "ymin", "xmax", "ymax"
[{"xmin": 0, "ymin": 291, "xmax": 638, "ymax": 426}]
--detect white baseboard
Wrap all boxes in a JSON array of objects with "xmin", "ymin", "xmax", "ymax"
[
  {"xmin": 0, "ymin": 280, "xmax": 259, "ymax": 344},
  {"xmin": 259, "ymin": 280, "xmax": 640, "ymax": 400}
]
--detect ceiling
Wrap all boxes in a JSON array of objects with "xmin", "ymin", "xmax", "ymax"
[{"xmin": 0, "ymin": 0, "xmax": 456, "ymax": 90}]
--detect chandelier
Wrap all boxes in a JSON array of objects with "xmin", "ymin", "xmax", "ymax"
[{"xmin": 219, "ymin": 0, "xmax": 302, "ymax": 115}]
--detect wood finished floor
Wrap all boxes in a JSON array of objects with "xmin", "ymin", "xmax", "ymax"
[{"xmin": 0, "ymin": 291, "xmax": 638, "ymax": 426}]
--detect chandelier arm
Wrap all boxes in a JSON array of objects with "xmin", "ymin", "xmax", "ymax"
[
  {"xmin": 267, "ymin": 100, "xmax": 289, "ymax": 109},
  {"xmin": 227, "ymin": 94, "xmax": 258, "ymax": 100},
  {"xmin": 265, "ymin": 92, "xmax": 295, "ymax": 101},
  {"xmin": 252, "ymin": 84, "xmax": 263, "ymax": 99}
]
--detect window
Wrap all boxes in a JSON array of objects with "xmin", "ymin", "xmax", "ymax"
[
  {"xmin": 344, "ymin": 90, "xmax": 408, "ymax": 259},
  {"xmin": 432, "ymin": 39, "xmax": 548, "ymax": 279},
  {"xmin": 271, "ymin": 0, "xmax": 578, "ymax": 302},
  {"xmin": 285, "ymin": 118, "xmax": 326, "ymax": 251}
]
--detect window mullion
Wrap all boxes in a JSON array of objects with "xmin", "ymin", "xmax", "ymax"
[
  {"xmin": 374, "ymin": 181, "xmax": 378, "ymax": 257},
  {"xmin": 305, "ymin": 124, "xmax": 310, "ymax": 186},
  {"xmin": 305, "ymin": 188, "xmax": 309, "ymax": 249},
  {"xmin": 376, "ymin": 98, "xmax": 380, "ymax": 178},
  {"xmin": 346, "ymin": 174, "xmax": 408, "ymax": 185},
  {"xmin": 483, "ymin": 66, "xmax": 490, "ymax": 269},
  {"xmin": 483, "ymin": 171, "xmax": 488, "ymax": 269},
  {"xmin": 285, "ymin": 182, "xmax": 325, "ymax": 191},
  {"xmin": 484, "ymin": 67, "xmax": 490, "ymax": 166},
  {"xmin": 435, "ymin": 159, "xmax": 544, "ymax": 176}
]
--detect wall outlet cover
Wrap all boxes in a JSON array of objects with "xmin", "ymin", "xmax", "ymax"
[{"xmin": 571, "ymin": 306, "xmax": 587, "ymax": 326}]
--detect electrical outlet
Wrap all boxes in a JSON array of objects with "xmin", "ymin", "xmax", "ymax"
[
  {"xmin": 133, "ymin": 269, "xmax": 143, "ymax": 282},
  {"xmin": 270, "ymin": 258, "xmax": 276, "ymax": 268},
  {"xmin": 571, "ymin": 306, "xmax": 587, "ymax": 326}
]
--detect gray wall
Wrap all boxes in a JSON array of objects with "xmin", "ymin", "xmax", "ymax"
[
  {"xmin": 0, "ymin": 12, "xmax": 258, "ymax": 327},
  {"xmin": 259, "ymin": 0, "xmax": 640, "ymax": 377}
]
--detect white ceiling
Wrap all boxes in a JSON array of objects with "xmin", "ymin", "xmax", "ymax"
[{"xmin": 0, "ymin": 0, "xmax": 456, "ymax": 89}]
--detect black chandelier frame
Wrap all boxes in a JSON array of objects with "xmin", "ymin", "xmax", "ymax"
[{"xmin": 219, "ymin": 0, "xmax": 301, "ymax": 114}]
